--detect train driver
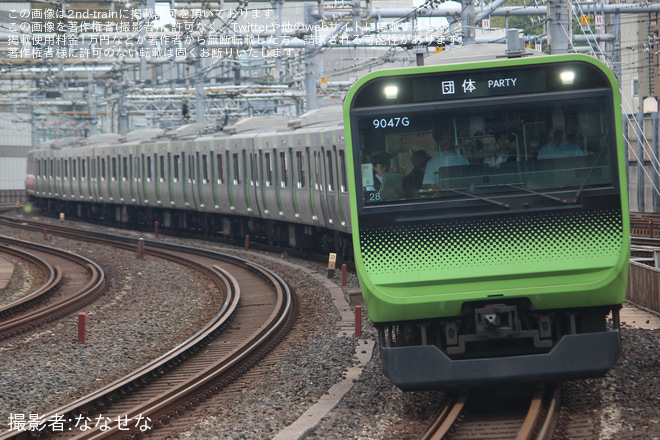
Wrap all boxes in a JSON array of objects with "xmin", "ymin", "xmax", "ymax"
[
  {"xmin": 422, "ymin": 129, "xmax": 469, "ymax": 188},
  {"xmin": 537, "ymin": 130, "xmax": 584, "ymax": 160},
  {"xmin": 365, "ymin": 152, "xmax": 393, "ymax": 192}
]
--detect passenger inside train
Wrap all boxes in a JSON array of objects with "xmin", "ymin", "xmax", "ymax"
[{"xmin": 357, "ymin": 98, "xmax": 614, "ymax": 205}]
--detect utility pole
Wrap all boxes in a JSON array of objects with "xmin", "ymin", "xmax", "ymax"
[
  {"xmin": 547, "ymin": 0, "xmax": 571, "ymax": 54},
  {"xmin": 461, "ymin": 0, "xmax": 476, "ymax": 45},
  {"xmin": 118, "ymin": 71, "xmax": 129, "ymax": 135},
  {"xmin": 304, "ymin": 5, "xmax": 318, "ymax": 111},
  {"xmin": 87, "ymin": 71, "xmax": 98, "ymax": 136},
  {"xmin": 195, "ymin": 57, "xmax": 205, "ymax": 123},
  {"xmin": 272, "ymin": 0, "xmax": 284, "ymax": 82}
]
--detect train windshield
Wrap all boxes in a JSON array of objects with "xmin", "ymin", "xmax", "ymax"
[{"xmin": 350, "ymin": 62, "xmax": 618, "ymax": 209}]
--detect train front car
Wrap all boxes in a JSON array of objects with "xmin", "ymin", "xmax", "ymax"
[{"xmin": 343, "ymin": 54, "xmax": 630, "ymax": 390}]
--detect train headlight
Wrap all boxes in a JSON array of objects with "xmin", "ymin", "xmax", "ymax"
[
  {"xmin": 560, "ymin": 71, "xmax": 575, "ymax": 85},
  {"xmin": 384, "ymin": 85, "xmax": 398, "ymax": 99}
]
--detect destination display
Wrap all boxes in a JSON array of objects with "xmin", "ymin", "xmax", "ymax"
[
  {"xmin": 411, "ymin": 68, "xmax": 545, "ymax": 102},
  {"xmin": 350, "ymin": 61, "xmax": 611, "ymax": 108}
]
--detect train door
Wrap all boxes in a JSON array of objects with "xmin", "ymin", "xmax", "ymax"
[
  {"xmin": 155, "ymin": 150, "xmax": 163, "ymax": 205},
  {"xmin": 134, "ymin": 153, "xmax": 145, "ymax": 205},
  {"xmin": 61, "ymin": 156, "xmax": 70, "ymax": 200},
  {"xmin": 248, "ymin": 149, "xmax": 261, "ymax": 216},
  {"xmin": 228, "ymin": 137, "xmax": 253, "ymax": 215},
  {"xmin": 255, "ymin": 147, "xmax": 267, "ymax": 217},
  {"xmin": 81, "ymin": 154, "xmax": 92, "ymax": 200},
  {"xmin": 169, "ymin": 143, "xmax": 190, "ymax": 208},
  {"xmin": 212, "ymin": 141, "xmax": 230, "ymax": 213},
  {"xmin": 126, "ymin": 150, "xmax": 137, "ymax": 203},
  {"xmin": 117, "ymin": 150, "xmax": 126, "ymax": 203},
  {"xmin": 321, "ymin": 147, "xmax": 338, "ymax": 227},
  {"xmin": 144, "ymin": 149, "xmax": 156, "ymax": 205},
  {"xmin": 102, "ymin": 154, "xmax": 112, "ymax": 202},
  {"xmin": 336, "ymin": 145, "xmax": 350, "ymax": 230},
  {"xmin": 90, "ymin": 155, "xmax": 98, "ymax": 201},
  {"xmin": 54, "ymin": 157, "xmax": 62, "ymax": 198},
  {"xmin": 72, "ymin": 157, "xmax": 82, "ymax": 200},
  {"xmin": 276, "ymin": 144, "xmax": 296, "ymax": 219},
  {"xmin": 295, "ymin": 145, "xmax": 317, "ymax": 223},
  {"xmin": 258, "ymin": 139, "xmax": 279, "ymax": 220},
  {"xmin": 182, "ymin": 149, "xmax": 191, "ymax": 208},
  {"xmin": 60, "ymin": 156, "xmax": 70, "ymax": 200},
  {"xmin": 47, "ymin": 157, "xmax": 55, "ymax": 196},
  {"xmin": 196, "ymin": 145, "xmax": 212, "ymax": 211},
  {"xmin": 110, "ymin": 151, "xmax": 120, "ymax": 203},
  {"xmin": 311, "ymin": 148, "xmax": 328, "ymax": 225},
  {"xmin": 292, "ymin": 146, "xmax": 314, "ymax": 222}
]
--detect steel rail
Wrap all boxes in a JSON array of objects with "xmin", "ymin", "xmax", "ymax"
[
  {"xmin": 418, "ymin": 384, "xmax": 559, "ymax": 440},
  {"xmin": 417, "ymin": 393, "xmax": 469, "ymax": 440},
  {"xmin": 0, "ymin": 220, "xmax": 296, "ymax": 440},
  {"xmin": 0, "ymin": 242, "xmax": 59, "ymax": 317},
  {"xmin": 0, "ymin": 236, "xmax": 107, "ymax": 339}
]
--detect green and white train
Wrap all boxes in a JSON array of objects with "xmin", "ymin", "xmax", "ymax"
[{"xmin": 344, "ymin": 53, "xmax": 629, "ymax": 389}]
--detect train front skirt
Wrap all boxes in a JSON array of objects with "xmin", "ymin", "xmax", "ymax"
[{"xmin": 381, "ymin": 331, "xmax": 620, "ymax": 391}]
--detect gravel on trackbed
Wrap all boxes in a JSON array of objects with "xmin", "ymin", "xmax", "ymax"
[{"xmin": 1, "ymin": 212, "xmax": 659, "ymax": 440}]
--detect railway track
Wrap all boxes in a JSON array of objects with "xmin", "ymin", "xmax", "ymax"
[
  {"xmin": 418, "ymin": 384, "xmax": 560, "ymax": 440},
  {"xmin": 0, "ymin": 236, "xmax": 107, "ymax": 340},
  {"xmin": 0, "ymin": 218, "xmax": 297, "ymax": 440}
]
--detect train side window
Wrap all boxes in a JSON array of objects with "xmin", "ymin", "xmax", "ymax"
[
  {"xmin": 265, "ymin": 152, "xmax": 273, "ymax": 187},
  {"xmin": 173, "ymin": 154, "xmax": 180, "ymax": 182},
  {"xmin": 188, "ymin": 154, "xmax": 194, "ymax": 183},
  {"xmin": 101, "ymin": 158, "xmax": 106, "ymax": 181},
  {"xmin": 111, "ymin": 157, "xmax": 117, "ymax": 181},
  {"xmin": 249, "ymin": 152, "xmax": 255, "ymax": 186},
  {"xmin": 258, "ymin": 151, "xmax": 264, "ymax": 187},
  {"xmin": 159, "ymin": 155, "xmax": 165, "ymax": 182},
  {"xmin": 81, "ymin": 159, "xmax": 86, "ymax": 179},
  {"xmin": 134, "ymin": 157, "xmax": 140, "ymax": 179},
  {"xmin": 91, "ymin": 159, "xmax": 96, "ymax": 179},
  {"xmin": 326, "ymin": 150, "xmax": 334, "ymax": 192},
  {"xmin": 216, "ymin": 153, "xmax": 225, "ymax": 184},
  {"xmin": 339, "ymin": 149, "xmax": 347, "ymax": 193},
  {"xmin": 202, "ymin": 154, "xmax": 209, "ymax": 183},
  {"xmin": 63, "ymin": 159, "xmax": 69, "ymax": 180},
  {"xmin": 122, "ymin": 157, "xmax": 128, "ymax": 181},
  {"xmin": 232, "ymin": 153, "xmax": 241, "ymax": 185},
  {"xmin": 146, "ymin": 156, "xmax": 153, "ymax": 182},
  {"xmin": 72, "ymin": 159, "xmax": 77, "ymax": 180},
  {"xmin": 280, "ymin": 151, "xmax": 288, "ymax": 188},
  {"xmin": 296, "ymin": 151, "xmax": 306, "ymax": 189}
]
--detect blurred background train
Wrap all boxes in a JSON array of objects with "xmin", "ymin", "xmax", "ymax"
[
  {"xmin": 25, "ymin": 50, "xmax": 630, "ymax": 390},
  {"xmin": 24, "ymin": 105, "xmax": 354, "ymax": 258}
]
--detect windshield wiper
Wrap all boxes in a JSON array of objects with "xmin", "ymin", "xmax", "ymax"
[
  {"xmin": 569, "ymin": 144, "xmax": 608, "ymax": 203},
  {"xmin": 499, "ymin": 183, "xmax": 573, "ymax": 205},
  {"xmin": 441, "ymin": 187, "xmax": 510, "ymax": 209}
]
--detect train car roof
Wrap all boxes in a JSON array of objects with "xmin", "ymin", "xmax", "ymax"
[
  {"xmin": 37, "ymin": 136, "xmax": 81, "ymax": 150},
  {"xmin": 287, "ymin": 105, "xmax": 343, "ymax": 129},
  {"xmin": 79, "ymin": 133, "xmax": 123, "ymax": 147},
  {"xmin": 117, "ymin": 128, "xmax": 166, "ymax": 144},
  {"xmin": 223, "ymin": 115, "xmax": 290, "ymax": 135},
  {"xmin": 162, "ymin": 123, "xmax": 210, "ymax": 140}
]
